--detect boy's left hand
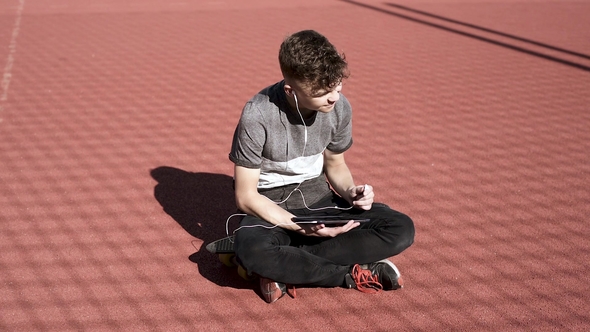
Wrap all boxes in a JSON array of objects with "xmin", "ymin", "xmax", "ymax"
[{"xmin": 350, "ymin": 184, "xmax": 374, "ymax": 210}]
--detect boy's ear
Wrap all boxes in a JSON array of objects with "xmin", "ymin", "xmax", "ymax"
[{"xmin": 284, "ymin": 84, "xmax": 294, "ymax": 96}]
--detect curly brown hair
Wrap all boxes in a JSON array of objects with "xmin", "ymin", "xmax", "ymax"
[{"xmin": 279, "ymin": 30, "xmax": 349, "ymax": 94}]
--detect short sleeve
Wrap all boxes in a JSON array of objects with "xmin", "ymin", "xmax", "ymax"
[
  {"xmin": 326, "ymin": 95, "xmax": 353, "ymax": 153},
  {"xmin": 229, "ymin": 102, "xmax": 266, "ymax": 168}
]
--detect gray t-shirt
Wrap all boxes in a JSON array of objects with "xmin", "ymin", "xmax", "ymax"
[{"xmin": 229, "ymin": 81, "xmax": 353, "ymax": 209}]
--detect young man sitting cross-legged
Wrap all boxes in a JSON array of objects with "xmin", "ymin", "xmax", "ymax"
[{"xmin": 229, "ymin": 29, "xmax": 415, "ymax": 303}]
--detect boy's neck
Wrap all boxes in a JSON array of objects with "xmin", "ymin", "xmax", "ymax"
[{"xmin": 286, "ymin": 93, "xmax": 316, "ymax": 120}]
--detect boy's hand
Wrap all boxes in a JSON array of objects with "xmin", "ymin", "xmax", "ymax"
[
  {"xmin": 349, "ymin": 184, "xmax": 374, "ymax": 210},
  {"xmin": 297, "ymin": 220, "xmax": 360, "ymax": 237}
]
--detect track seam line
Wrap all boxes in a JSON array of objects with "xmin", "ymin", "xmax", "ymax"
[{"xmin": 0, "ymin": 0, "xmax": 25, "ymax": 123}]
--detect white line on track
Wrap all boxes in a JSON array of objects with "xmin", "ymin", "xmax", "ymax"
[{"xmin": 0, "ymin": 0, "xmax": 25, "ymax": 122}]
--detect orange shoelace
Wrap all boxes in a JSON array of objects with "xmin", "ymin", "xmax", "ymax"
[{"xmin": 351, "ymin": 264, "xmax": 383, "ymax": 294}]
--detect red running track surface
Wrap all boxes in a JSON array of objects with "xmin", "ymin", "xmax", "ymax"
[{"xmin": 1, "ymin": 0, "xmax": 589, "ymax": 331}]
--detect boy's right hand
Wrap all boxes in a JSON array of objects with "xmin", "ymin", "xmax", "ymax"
[{"xmin": 296, "ymin": 220, "xmax": 360, "ymax": 237}]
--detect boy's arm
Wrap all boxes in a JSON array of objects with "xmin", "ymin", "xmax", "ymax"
[
  {"xmin": 323, "ymin": 149, "xmax": 373, "ymax": 210},
  {"xmin": 234, "ymin": 164, "xmax": 360, "ymax": 236},
  {"xmin": 233, "ymin": 165, "xmax": 302, "ymax": 232}
]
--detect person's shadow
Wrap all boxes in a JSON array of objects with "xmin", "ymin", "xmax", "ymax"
[{"xmin": 150, "ymin": 166, "xmax": 251, "ymax": 288}]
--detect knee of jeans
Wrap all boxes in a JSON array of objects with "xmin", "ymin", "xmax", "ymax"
[
  {"xmin": 383, "ymin": 213, "xmax": 415, "ymax": 255},
  {"xmin": 235, "ymin": 234, "xmax": 282, "ymax": 272},
  {"xmin": 398, "ymin": 214, "xmax": 415, "ymax": 250}
]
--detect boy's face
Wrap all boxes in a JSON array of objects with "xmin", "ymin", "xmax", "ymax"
[{"xmin": 288, "ymin": 80, "xmax": 343, "ymax": 113}]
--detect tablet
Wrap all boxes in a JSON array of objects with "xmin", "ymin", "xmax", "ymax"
[{"xmin": 292, "ymin": 215, "xmax": 371, "ymax": 225}]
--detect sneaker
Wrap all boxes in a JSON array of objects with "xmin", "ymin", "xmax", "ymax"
[
  {"xmin": 259, "ymin": 278, "xmax": 297, "ymax": 303},
  {"xmin": 366, "ymin": 259, "xmax": 403, "ymax": 290},
  {"xmin": 345, "ymin": 259, "xmax": 403, "ymax": 293}
]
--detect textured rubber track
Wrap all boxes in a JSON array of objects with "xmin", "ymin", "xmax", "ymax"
[{"xmin": 1, "ymin": 0, "xmax": 589, "ymax": 331}]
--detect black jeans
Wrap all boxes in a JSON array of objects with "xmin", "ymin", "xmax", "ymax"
[{"xmin": 234, "ymin": 193, "xmax": 415, "ymax": 287}]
